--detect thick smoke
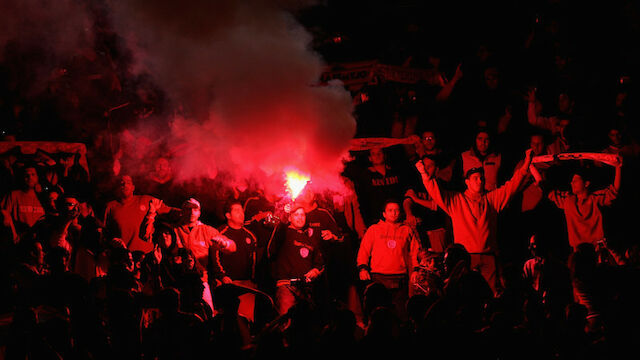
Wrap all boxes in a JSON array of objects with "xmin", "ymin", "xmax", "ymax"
[
  {"xmin": 0, "ymin": 0, "xmax": 93, "ymax": 96},
  {"xmin": 111, "ymin": 0, "xmax": 356, "ymax": 196}
]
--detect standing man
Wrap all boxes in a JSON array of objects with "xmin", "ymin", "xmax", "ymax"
[
  {"xmin": 357, "ymin": 147, "xmax": 406, "ymax": 227},
  {"xmin": 104, "ymin": 175, "xmax": 173, "ymax": 253},
  {"xmin": 143, "ymin": 197, "xmax": 236, "ymax": 269},
  {"xmin": 547, "ymin": 159, "xmax": 622, "ymax": 252},
  {"xmin": 2, "ymin": 164, "xmax": 45, "ymax": 241},
  {"xmin": 459, "ymin": 128, "xmax": 502, "ymax": 191},
  {"xmin": 417, "ymin": 149, "xmax": 533, "ymax": 292},
  {"xmin": 404, "ymin": 155, "xmax": 452, "ymax": 253},
  {"xmin": 357, "ymin": 199, "xmax": 422, "ymax": 320},
  {"xmin": 210, "ymin": 199, "xmax": 258, "ymax": 321},
  {"xmin": 269, "ymin": 205, "xmax": 324, "ymax": 315}
]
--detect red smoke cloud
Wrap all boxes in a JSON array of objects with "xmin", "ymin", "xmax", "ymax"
[{"xmin": 111, "ymin": 0, "xmax": 356, "ymax": 196}]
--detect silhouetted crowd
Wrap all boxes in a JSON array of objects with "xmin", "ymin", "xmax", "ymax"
[{"xmin": 3, "ymin": 1, "xmax": 640, "ymax": 359}]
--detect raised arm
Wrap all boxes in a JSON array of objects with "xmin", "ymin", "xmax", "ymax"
[
  {"xmin": 527, "ymin": 88, "xmax": 556, "ymax": 131},
  {"xmin": 488, "ymin": 149, "xmax": 533, "ymax": 211},
  {"xmin": 435, "ymin": 63, "xmax": 463, "ymax": 102},
  {"xmin": 613, "ymin": 157, "xmax": 622, "ymax": 193},
  {"xmin": 596, "ymin": 156, "xmax": 623, "ymax": 207},
  {"xmin": 415, "ymin": 160, "xmax": 451, "ymax": 214}
]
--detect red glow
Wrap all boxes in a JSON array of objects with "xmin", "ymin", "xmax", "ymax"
[{"xmin": 284, "ymin": 168, "xmax": 310, "ymax": 200}]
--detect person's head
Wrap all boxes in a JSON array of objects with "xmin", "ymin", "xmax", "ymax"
[
  {"xmin": 484, "ymin": 66, "xmax": 500, "ymax": 90},
  {"xmin": 443, "ymin": 243, "xmax": 471, "ymax": 276},
  {"xmin": 117, "ymin": 175, "xmax": 135, "ymax": 199},
  {"xmin": 18, "ymin": 238, "xmax": 44, "ymax": 268},
  {"xmin": 421, "ymin": 156, "xmax": 438, "ymax": 178},
  {"xmin": 109, "ymin": 247, "xmax": 134, "ymax": 273},
  {"xmin": 153, "ymin": 223, "xmax": 176, "ymax": 251},
  {"xmin": 570, "ymin": 171, "xmax": 590, "ymax": 195},
  {"xmin": 474, "ymin": 129, "xmax": 491, "ymax": 155},
  {"xmin": 56, "ymin": 194, "xmax": 80, "ymax": 220},
  {"xmin": 45, "ymin": 189, "xmax": 61, "ymax": 214},
  {"xmin": 289, "ymin": 206, "xmax": 306, "ymax": 230},
  {"xmin": 556, "ymin": 117, "xmax": 571, "ymax": 139},
  {"xmin": 369, "ymin": 147, "xmax": 386, "ymax": 166},
  {"xmin": 22, "ymin": 165, "xmax": 39, "ymax": 190},
  {"xmin": 224, "ymin": 200, "xmax": 245, "ymax": 228},
  {"xmin": 464, "ymin": 167, "xmax": 485, "ymax": 194},
  {"xmin": 297, "ymin": 188, "xmax": 316, "ymax": 207},
  {"xmin": 418, "ymin": 248, "xmax": 440, "ymax": 272},
  {"xmin": 46, "ymin": 246, "xmax": 71, "ymax": 273},
  {"xmin": 177, "ymin": 248, "xmax": 196, "ymax": 270},
  {"xmin": 557, "ymin": 92, "xmax": 574, "ymax": 114},
  {"xmin": 153, "ymin": 157, "xmax": 172, "ymax": 179},
  {"xmin": 530, "ymin": 133, "xmax": 546, "ymax": 156},
  {"xmin": 181, "ymin": 198, "xmax": 201, "ymax": 224},
  {"xmin": 422, "ymin": 130, "xmax": 437, "ymax": 152},
  {"xmin": 608, "ymin": 127, "xmax": 623, "ymax": 146},
  {"xmin": 382, "ymin": 200, "xmax": 401, "ymax": 224}
]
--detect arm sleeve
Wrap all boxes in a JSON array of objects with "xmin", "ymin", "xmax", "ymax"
[
  {"xmin": 408, "ymin": 228, "xmax": 422, "ymax": 271},
  {"xmin": 528, "ymin": 101, "xmax": 556, "ymax": 131},
  {"xmin": 207, "ymin": 226, "xmax": 236, "ymax": 253},
  {"xmin": 322, "ymin": 209, "xmax": 343, "ymax": 241},
  {"xmin": 267, "ymin": 224, "xmax": 285, "ymax": 260},
  {"xmin": 350, "ymin": 195, "xmax": 367, "ymax": 240},
  {"xmin": 487, "ymin": 165, "xmax": 528, "ymax": 212},
  {"xmin": 594, "ymin": 185, "xmax": 618, "ymax": 207},
  {"xmin": 312, "ymin": 238, "xmax": 325, "ymax": 271},
  {"xmin": 356, "ymin": 226, "xmax": 374, "ymax": 271},
  {"xmin": 208, "ymin": 246, "xmax": 226, "ymax": 280},
  {"xmin": 139, "ymin": 208, "xmax": 156, "ymax": 242},
  {"xmin": 547, "ymin": 190, "xmax": 567, "ymax": 209},
  {"xmin": 422, "ymin": 176, "xmax": 452, "ymax": 215}
]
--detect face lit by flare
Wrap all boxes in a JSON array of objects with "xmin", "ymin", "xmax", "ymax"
[{"xmin": 289, "ymin": 207, "xmax": 306, "ymax": 230}]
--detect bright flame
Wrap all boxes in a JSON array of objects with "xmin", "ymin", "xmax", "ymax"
[{"xmin": 285, "ymin": 169, "xmax": 310, "ymax": 201}]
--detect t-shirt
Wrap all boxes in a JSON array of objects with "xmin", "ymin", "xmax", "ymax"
[
  {"xmin": 2, "ymin": 189, "xmax": 45, "ymax": 234},
  {"xmin": 104, "ymin": 195, "xmax": 160, "ymax": 253},
  {"xmin": 211, "ymin": 226, "xmax": 257, "ymax": 280},
  {"xmin": 548, "ymin": 187, "xmax": 618, "ymax": 249},
  {"xmin": 272, "ymin": 226, "xmax": 324, "ymax": 280}
]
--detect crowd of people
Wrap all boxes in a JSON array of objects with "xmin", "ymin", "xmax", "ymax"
[{"xmin": 2, "ymin": 1, "xmax": 640, "ymax": 359}]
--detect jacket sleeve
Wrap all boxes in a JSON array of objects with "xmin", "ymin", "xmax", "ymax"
[
  {"xmin": 312, "ymin": 243, "xmax": 325, "ymax": 272},
  {"xmin": 208, "ymin": 246, "xmax": 226, "ymax": 280},
  {"xmin": 547, "ymin": 190, "xmax": 567, "ymax": 209},
  {"xmin": 356, "ymin": 226, "xmax": 374, "ymax": 271},
  {"xmin": 408, "ymin": 227, "xmax": 422, "ymax": 271},
  {"xmin": 487, "ymin": 164, "xmax": 528, "ymax": 212},
  {"xmin": 594, "ymin": 185, "xmax": 618, "ymax": 207},
  {"xmin": 421, "ymin": 176, "xmax": 453, "ymax": 215}
]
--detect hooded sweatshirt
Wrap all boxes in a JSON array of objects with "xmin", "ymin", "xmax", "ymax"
[{"xmin": 357, "ymin": 221, "xmax": 421, "ymax": 275}]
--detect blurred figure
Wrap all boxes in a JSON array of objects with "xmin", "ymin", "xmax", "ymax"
[
  {"xmin": 104, "ymin": 175, "xmax": 173, "ymax": 253},
  {"xmin": 2, "ymin": 164, "xmax": 45, "ymax": 241}
]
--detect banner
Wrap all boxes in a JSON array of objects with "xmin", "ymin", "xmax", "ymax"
[
  {"xmin": 350, "ymin": 136, "xmax": 418, "ymax": 151},
  {"xmin": 319, "ymin": 60, "xmax": 378, "ymax": 90},
  {"xmin": 0, "ymin": 141, "xmax": 90, "ymax": 176},
  {"xmin": 532, "ymin": 152, "xmax": 621, "ymax": 167},
  {"xmin": 374, "ymin": 64, "xmax": 432, "ymax": 84},
  {"xmin": 320, "ymin": 61, "xmax": 437, "ymax": 91}
]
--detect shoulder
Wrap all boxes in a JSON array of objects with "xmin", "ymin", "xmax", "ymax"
[
  {"xmin": 461, "ymin": 149, "xmax": 473, "ymax": 158},
  {"xmin": 242, "ymin": 226, "xmax": 257, "ymax": 240}
]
